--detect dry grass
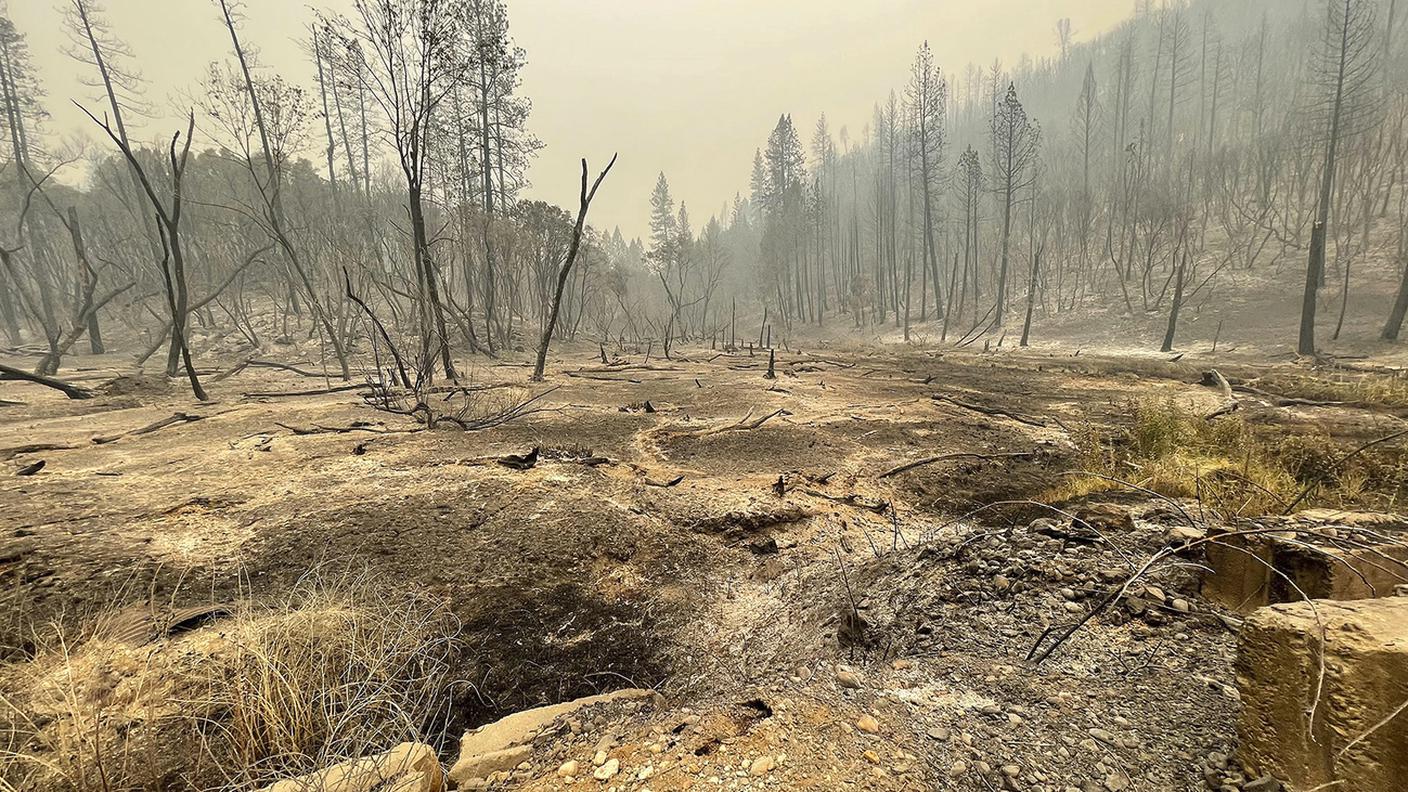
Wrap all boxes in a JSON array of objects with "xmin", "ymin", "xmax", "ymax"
[
  {"xmin": 1251, "ymin": 369, "xmax": 1408, "ymax": 409},
  {"xmin": 1, "ymin": 572, "xmax": 459, "ymax": 792},
  {"xmin": 1052, "ymin": 398, "xmax": 1401, "ymax": 516}
]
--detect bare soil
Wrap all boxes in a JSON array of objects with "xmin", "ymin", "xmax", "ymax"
[{"xmin": 3, "ymin": 337, "xmax": 1405, "ymax": 790}]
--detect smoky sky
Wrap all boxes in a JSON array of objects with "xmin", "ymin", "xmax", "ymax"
[{"xmin": 13, "ymin": 0, "xmax": 1135, "ymax": 239}]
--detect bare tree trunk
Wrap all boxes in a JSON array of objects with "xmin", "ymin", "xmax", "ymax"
[
  {"xmin": 533, "ymin": 155, "xmax": 617, "ymax": 382},
  {"xmin": 1020, "ymin": 250, "xmax": 1040, "ymax": 347},
  {"xmin": 1161, "ymin": 247, "xmax": 1187, "ymax": 353}
]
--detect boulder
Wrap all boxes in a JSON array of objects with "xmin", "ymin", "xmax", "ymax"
[
  {"xmin": 260, "ymin": 742, "xmax": 442, "ymax": 792},
  {"xmin": 1237, "ymin": 598, "xmax": 1408, "ymax": 792},
  {"xmin": 447, "ymin": 688, "xmax": 657, "ymax": 786},
  {"xmin": 1072, "ymin": 504, "xmax": 1135, "ymax": 534}
]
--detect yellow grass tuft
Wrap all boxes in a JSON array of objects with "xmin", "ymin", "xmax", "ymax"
[{"xmin": 1, "ymin": 572, "xmax": 458, "ymax": 792}]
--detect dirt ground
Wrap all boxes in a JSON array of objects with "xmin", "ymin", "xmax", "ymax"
[{"xmin": 3, "ymin": 334, "xmax": 1407, "ymax": 791}]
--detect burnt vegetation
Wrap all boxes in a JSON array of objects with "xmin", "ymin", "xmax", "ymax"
[{"xmin": 3, "ymin": 1, "xmax": 1408, "ymax": 791}]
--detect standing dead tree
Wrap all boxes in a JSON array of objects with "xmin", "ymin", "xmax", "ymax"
[
  {"xmin": 1299, "ymin": 0, "xmax": 1380, "ymax": 356},
  {"xmin": 333, "ymin": 0, "xmax": 468, "ymax": 384},
  {"xmin": 532, "ymin": 154, "xmax": 618, "ymax": 382},
  {"xmin": 990, "ymin": 83, "xmax": 1040, "ymax": 328},
  {"xmin": 214, "ymin": 0, "xmax": 351, "ymax": 380},
  {"xmin": 81, "ymin": 108, "xmax": 208, "ymax": 400}
]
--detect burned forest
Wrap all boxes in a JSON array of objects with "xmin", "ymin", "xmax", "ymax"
[{"xmin": 4, "ymin": 0, "xmax": 1408, "ymax": 790}]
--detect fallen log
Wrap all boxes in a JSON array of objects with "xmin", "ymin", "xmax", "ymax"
[
  {"xmin": 1, "ymin": 443, "xmax": 76, "ymax": 461},
  {"xmin": 243, "ymin": 383, "xmax": 372, "ymax": 399},
  {"xmin": 247, "ymin": 360, "xmax": 331, "ymax": 378},
  {"xmin": 1201, "ymin": 369, "xmax": 1241, "ymax": 419},
  {"xmin": 877, "ymin": 450, "xmax": 1038, "ymax": 479},
  {"xmin": 92, "ymin": 412, "xmax": 208, "ymax": 444},
  {"xmin": 693, "ymin": 407, "xmax": 791, "ymax": 436},
  {"xmin": 0, "ymin": 363, "xmax": 94, "ymax": 400},
  {"xmin": 803, "ymin": 488, "xmax": 889, "ymax": 513},
  {"xmin": 931, "ymin": 394, "xmax": 1051, "ymax": 429}
]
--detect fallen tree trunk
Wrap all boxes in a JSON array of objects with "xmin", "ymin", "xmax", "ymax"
[
  {"xmin": 0, "ymin": 363, "xmax": 95, "ymax": 399},
  {"xmin": 878, "ymin": 450, "xmax": 1038, "ymax": 479}
]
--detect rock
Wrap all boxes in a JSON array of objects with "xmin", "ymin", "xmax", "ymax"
[
  {"xmin": 1088, "ymin": 728, "xmax": 1116, "ymax": 745},
  {"xmin": 950, "ymin": 761, "xmax": 968, "ymax": 777},
  {"xmin": 557, "ymin": 760, "xmax": 579, "ymax": 778},
  {"xmin": 1238, "ymin": 598, "xmax": 1408, "ymax": 792},
  {"xmin": 1002, "ymin": 764, "xmax": 1022, "ymax": 777},
  {"xmin": 750, "ymin": 756, "xmax": 775, "ymax": 776},
  {"xmin": 1074, "ymin": 504, "xmax": 1135, "ymax": 533},
  {"xmin": 592, "ymin": 750, "xmax": 607, "ymax": 766},
  {"xmin": 260, "ymin": 742, "xmax": 443, "ymax": 792},
  {"xmin": 926, "ymin": 727, "xmax": 951, "ymax": 741},
  {"xmin": 1171, "ymin": 598, "xmax": 1191, "ymax": 613},
  {"xmin": 1202, "ymin": 529, "xmax": 1408, "ymax": 613},
  {"xmin": 593, "ymin": 758, "xmax": 619, "ymax": 781},
  {"xmin": 1103, "ymin": 770, "xmax": 1130, "ymax": 791},
  {"xmin": 863, "ymin": 749, "xmax": 880, "ymax": 764},
  {"xmin": 447, "ymin": 689, "xmax": 656, "ymax": 786},
  {"xmin": 891, "ymin": 659, "xmax": 914, "ymax": 670},
  {"xmin": 444, "ymin": 746, "xmax": 531, "ymax": 785},
  {"xmin": 1243, "ymin": 776, "xmax": 1282, "ymax": 792},
  {"xmin": 856, "ymin": 714, "xmax": 882, "ymax": 734},
  {"xmin": 994, "ymin": 574, "xmax": 1012, "ymax": 591},
  {"xmin": 836, "ymin": 667, "xmax": 863, "ymax": 689},
  {"xmin": 1168, "ymin": 526, "xmax": 1206, "ymax": 544}
]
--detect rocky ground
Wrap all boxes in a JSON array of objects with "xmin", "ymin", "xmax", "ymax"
[{"xmin": 3, "ymin": 337, "xmax": 1405, "ymax": 790}]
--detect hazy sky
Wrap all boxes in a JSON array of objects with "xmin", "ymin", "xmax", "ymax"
[{"xmin": 12, "ymin": 0, "xmax": 1135, "ymax": 239}]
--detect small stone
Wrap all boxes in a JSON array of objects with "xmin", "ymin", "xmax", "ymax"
[
  {"xmin": 750, "ymin": 756, "xmax": 775, "ymax": 776},
  {"xmin": 926, "ymin": 727, "xmax": 951, "ymax": 741},
  {"xmin": 593, "ymin": 758, "xmax": 619, "ymax": 781},
  {"xmin": 836, "ymin": 668, "xmax": 863, "ymax": 689},
  {"xmin": 1171, "ymin": 598, "xmax": 1191, "ymax": 613},
  {"xmin": 637, "ymin": 764, "xmax": 654, "ymax": 781},
  {"xmin": 1169, "ymin": 526, "xmax": 1206, "ymax": 543},
  {"xmin": 1002, "ymin": 764, "xmax": 1022, "ymax": 777},
  {"xmin": 558, "ymin": 760, "xmax": 579, "ymax": 778},
  {"xmin": 891, "ymin": 659, "xmax": 913, "ymax": 670},
  {"xmin": 863, "ymin": 750, "xmax": 880, "ymax": 764},
  {"xmin": 592, "ymin": 750, "xmax": 607, "ymax": 767},
  {"xmin": 856, "ymin": 714, "xmax": 882, "ymax": 734},
  {"xmin": 1089, "ymin": 728, "xmax": 1116, "ymax": 745},
  {"xmin": 950, "ymin": 761, "xmax": 969, "ymax": 777},
  {"xmin": 994, "ymin": 574, "xmax": 1012, "ymax": 591},
  {"xmin": 1104, "ymin": 770, "xmax": 1130, "ymax": 791},
  {"xmin": 1243, "ymin": 777, "xmax": 1281, "ymax": 792},
  {"xmin": 1007, "ymin": 713, "xmax": 1024, "ymax": 725}
]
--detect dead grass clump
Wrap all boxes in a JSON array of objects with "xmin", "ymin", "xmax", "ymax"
[
  {"xmin": 1054, "ymin": 398, "xmax": 1391, "ymax": 516},
  {"xmin": 1, "ymin": 574, "xmax": 459, "ymax": 792},
  {"xmin": 1251, "ymin": 370, "xmax": 1408, "ymax": 409}
]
